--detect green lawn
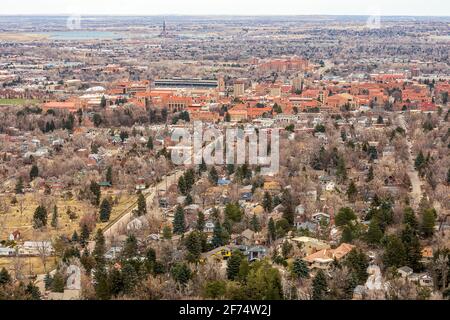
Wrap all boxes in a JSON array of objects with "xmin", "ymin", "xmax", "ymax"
[{"xmin": 0, "ymin": 98, "xmax": 41, "ymax": 106}]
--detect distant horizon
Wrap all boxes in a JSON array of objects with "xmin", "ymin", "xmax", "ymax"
[
  {"xmin": 0, "ymin": 14, "xmax": 449, "ymax": 18},
  {"xmin": 1, "ymin": 0, "xmax": 449, "ymax": 17}
]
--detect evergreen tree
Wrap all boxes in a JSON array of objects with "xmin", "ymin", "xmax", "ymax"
[
  {"xmin": 71, "ymin": 231, "xmax": 79, "ymax": 243},
  {"xmin": 225, "ymin": 112, "xmax": 231, "ymax": 122},
  {"xmin": 268, "ymin": 217, "xmax": 276, "ymax": 243},
  {"xmin": 15, "ymin": 177, "xmax": 24, "ymax": 194},
  {"xmin": 383, "ymin": 235, "xmax": 406, "ymax": 268},
  {"xmin": 281, "ymin": 190, "xmax": 295, "ymax": 225},
  {"xmin": 51, "ymin": 272, "xmax": 65, "ymax": 293},
  {"xmin": 336, "ymin": 155, "xmax": 347, "ymax": 182},
  {"xmin": 185, "ymin": 231, "xmax": 203, "ymax": 263},
  {"xmin": 80, "ymin": 224, "xmax": 90, "ymax": 247},
  {"xmin": 341, "ymin": 225, "xmax": 354, "ymax": 243},
  {"xmin": 262, "ymin": 191, "xmax": 273, "ymax": 212},
  {"xmin": 100, "ymin": 95, "xmax": 106, "ymax": 108},
  {"xmin": 178, "ymin": 176, "xmax": 187, "ymax": 195},
  {"xmin": 0, "ymin": 267, "xmax": 11, "ymax": 286},
  {"xmin": 171, "ymin": 263, "xmax": 192, "ymax": 287},
  {"xmin": 196, "ymin": 211, "xmax": 205, "ymax": 231},
  {"xmin": 344, "ymin": 249, "xmax": 369, "ymax": 284},
  {"xmin": 25, "ymin": 282, "xmax": 41, "ymax": 300},
  {"xmin": 224, "ymin": 202, "xmax": 243, "ymax": 222},
  {"xmin": 29, "ymin": 164, "xmax": 39, "ymax": 181},
  {"xmin": 51, "ymin": 205, "xmax": 58, "ymax": 228},
  {"xmin": 227, "ymin": 251, "xmax": 243, "ymax": 280},
  {"xmin": 33, "ymin": 205, "xmax": 48, "ymax": 229},
  {"xmin": 106, "ymin": 166, "xmax": 113, "ymax": 185},
  {"xmin": 122, "ymin": 234, "xmax": 138, "ymax": 259},
  {"xmin": 122, "ymin": 263, "xmax": 138, "ymax": 294},
  {"xmin": 44, "ymin": 273, "xmax": 53, "ymax": 290},
  {"xmin": 173, "ymin": 205, "xmax": 186, "ymax": 235},
  {"xmin": 162, "ymin": 226, "xmax": 172, "ymax": 240},
  {"xmin": 211, "ymin": 222, "xmax": 225, "ymax": 248},
  {"xmin": 291, "ymin": 258, "xmax": 309, "ymax": 280},
  {"xmin": 93, "ymin": 230, "xmax": 110, "ymax": 300},
  {"xmin": 335, "ymin": 207, "xmax": 357, "ymax": 227},
  {"xmin": 367, "ymin": 166, "xmax": 374, "ymax": 182},
  {"xmin": 312, "ymin": 269, "xmax": 328, "ymax": 300},
  {"xmin": 403, "ymin": 207, "xmax": 419, "ymax": 231},
  {"xmin": 109, "ymin": 267, "xmax": 123, "ymax": 297},
  {"xmin": 99, "ymin": 198, "xmax": 112, "ymax": 222},
  {"xmin": 137, "ymin": 192, "xmax": 147, "ymax": 216},
  {"xmin": 250, "ymin": 214, "xmax": 261, "ymax": 232},
  {"xmin": 401, "ymin": 225, "xmax": 422, "ymax": 271},
  {"xmin": 89, "ymin": 181, "xmax": 101, "ymax": 206},
  {"xmin": 146, "ymin": 136, "xmax": 154, "ymax": 150},
  {"xmin": 366, "ymin": 218, "xmax": 383, "ymax": 245},
  {"xmin": 421, "ymin": 208, "xmax": 436, "ymax": 238},
  {"xmin": 346, "ymin": 181, "xmax": 357, "ymax": 202}
]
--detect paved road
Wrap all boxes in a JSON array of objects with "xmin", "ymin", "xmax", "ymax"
[
  {"xmin": 101, "ymin": 170, "xmax": 183, "ymax": 244},
  {"xmin": 398, "ymin": 114, "xmax": 423, "ymax": 209}
]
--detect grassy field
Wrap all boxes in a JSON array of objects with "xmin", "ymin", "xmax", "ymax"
[
  {"xmin": 0, "ymin": 190, "xmax": 136, "ymax": 275},
  {"xmin": 0, "ymin": 190, "xmax": 136, "ymax": 241},
  {"xmin": 0, "ymin": 257, "xmax": 57, "ymax": 275},
  {"xmin": 0, "ymin": 98, "xmax": 41, "ymax": 106}
]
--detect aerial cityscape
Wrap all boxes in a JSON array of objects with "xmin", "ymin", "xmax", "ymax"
[{"xmin": 0, "ymin": 2, "xmax": 449, "ymax": 303}]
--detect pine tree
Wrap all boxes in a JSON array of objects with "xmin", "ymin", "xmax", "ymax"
[
  {"xmin": 178, "ymin": 176, "xmax": 187, "ymax": 195},
  {"xmin": 403, "ymin": 207, "xmax": 419, "ymax": 231},
  {"xmin": 344, "ymin": 249, "xmax": 369, "ymax": 284},
  {"xmin": 225, "ymin": 112, "xmax": 231, "ymax": 122},
  {"xmin": 162, "ymin": 226, "xmax": 172, "ymax": 240},
  {"xmin": 33, "ymin": 205, "xmax": 48, "ymax": 229},
  {"xmin": 106, "ymin": 166, "xmax": 113, "ymax": 185},
  {"xmin": 15, "ymin": 177, "xmax": 24, "ymax": 194},
  {"xmin": 89, "ymin": 181, "xmax": 101, "ymax": 206},
  {"xmin": 173, "ymin": 205, "xmax": 185, "ymax": 235},
  {"xmin": 341, "ymin": 225, "xmax": 354, "ymax": 243},
  {"xmin": 227, "ymin": 251, "xmax": 243, "ymax": 280},
  {"xmin": 196, "ymin": 211, "xmax": 205, "ymax": 231},
  {"xmin": 146, "ymin": 136, "xmax": 154, "ymax": 150},
  {"xmin": 383, "ymin": 235, "xmax": 406, "ymax": 268},
  {"xmin": 250, "ymin": 214, "xmax": 261, "ymax": 232},
  {"xmin": 93, "ymin": 230, "xmax": 110, "ymax": 300},
  {"xmin": 122, "ymin": 234, "xmax": 138, "ymax": 259},
  {"xmin": 421, "ymin": 208, "xmax": 436, "ymax": 238},
  {"xmin": 109, "ymin": 267, "xmax": 123, "ymax": 297},
  {"xmin": 211, "ymin": 222, "xmax": 225, "ymax": 248},
  {"xmin": 51, "ymin": 272, "xmax": 65, "ymax": 293},
  {"xmin": 335, "ymin": 207, "xmax": 357, "ymax": 227},
  {"xmin": 401, "ymin": 225, "xmax": 422, "ymax": 271},
  {"xmin": 25, "ymin": 282, "xmax": 41, "ymax": 300},
  {"xmin": 71, "ymin": 231, "xmax": 79, "ymax": 243},
  {"xmin": 366, "ymin": 218, "xmax": 383, "ymax": 245},
  {"xmin": 312, "ymin": 269, "xmax": 328, "ymax": 300},
  {"xmin": 262, "ymin": 191, "xmax": 273, "ymax": 212},
  {"xmin": 99, "ymin": 198, "xmax": 112, "ymax": 222},
  {"xmin": 291, "ymin": 258, "xmax": 309, "ymax": 280},
  {"xmin": 137, "ymin": 192, "xmax": 147, "ymax": 216},
  {"xmin": 268, "ymin": 217, "xmax": 276, "ymax": 243},
  {"xmin": 44, "ymin": 273, "xmax": 53, "ymax": 290},
  {"xmin": 185, "ymin": 231, "xmax": 202, "ymax": 263},
  {"xmin": 367, "ymin": 166, "xmax": 374, "ymax": 182},
  {"xmin": 0, "ymin": 267, "xmax": 11, "ymax": 286},
  {"xmin": 29, "ymin": 164, "xmax": 39, "ymax": 181},
  {"xmin": 51, "ymin": 205, "xmax": 58, "ymax": 228},
  {"xmin": 80, "ymin": 224, "xmax": 90, "ymax": 247},
  {"xmin": 347, "ymin": 181, "xmax": 357, "ymax": 202},
  {"xmin": 122, "ymin": 263, "xmax": 138, "ymax": 294},
  {"xmin": 171, "ymin": 263, "xmax": 192, "ymax": 287}
]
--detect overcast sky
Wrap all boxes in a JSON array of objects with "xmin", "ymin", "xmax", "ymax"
[{"xmin": 1, "ymin": 0, "xmax": 449, "ymax": 16}]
